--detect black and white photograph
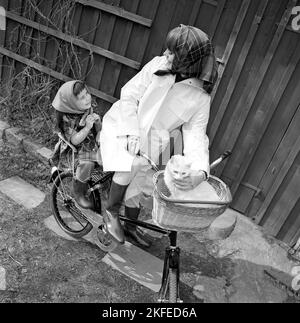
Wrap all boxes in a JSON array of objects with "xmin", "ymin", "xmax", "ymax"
[{"xmin": 0, "ymin": 0, "xmax": 299, "ymax": 309}]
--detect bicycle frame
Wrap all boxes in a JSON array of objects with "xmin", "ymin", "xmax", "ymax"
[
  {"xmin": 51, "ymin": 133, "xmax": 231, "ymax": 303},
  {"xmin": 92, "ymin": 150, "xmax": 231, "ymax": 303}
]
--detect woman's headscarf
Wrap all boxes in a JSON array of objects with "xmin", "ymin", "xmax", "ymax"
[
  {"xmin": 156, "ymin": 25, "xmax": 218, "ymax": 94},
  {"xmin": 52, "ymin": 80, "xmax": 86, "ymax": 114}
]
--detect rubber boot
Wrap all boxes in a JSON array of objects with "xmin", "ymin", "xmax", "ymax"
[
  {"xmin": 103, "ymin": 181, "xmax": 126, "ymax": 244},
  {"xmin": 72, "ymin": 179, "xmax": 94, "ymax": 210},
  {"xmin": 124, "ymin": 206, "xmax": 152, "ymax": 248}
]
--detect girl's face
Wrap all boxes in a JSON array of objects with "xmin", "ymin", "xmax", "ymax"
[
  {"xmin": 164, "ymin": 49, "xmax": 175, "ymax": 66},
  {"xmin": 76, "ymin": 88, "xmax": 92, "ymax": 111}
]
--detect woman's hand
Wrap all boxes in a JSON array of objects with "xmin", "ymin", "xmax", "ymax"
[
  {"xmin": 174, "ymin": 170, "xmax": 207, "ymax": 191},
  {"xmin": 127, "ymin": 135, "xmax": 140, "ymax": 156}
]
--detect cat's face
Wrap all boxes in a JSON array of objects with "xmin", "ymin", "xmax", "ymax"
[{"xmin": 167, "ymin": 155, "xmax": 192, "ymax": 180}]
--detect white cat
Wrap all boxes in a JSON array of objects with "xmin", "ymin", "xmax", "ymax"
[{"xmin": 164, "ymin": 155, "xmax": 219, "ymax": 205}]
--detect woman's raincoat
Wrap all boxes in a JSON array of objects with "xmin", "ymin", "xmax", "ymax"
[{"xmin": 100, "ymin": 55, "xmax": 211, "ymax": 175}]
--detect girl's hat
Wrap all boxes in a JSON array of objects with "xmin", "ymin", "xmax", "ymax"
[{"xmin": 52, "ymin": 80, "xmax": 86, "ymax": 114}]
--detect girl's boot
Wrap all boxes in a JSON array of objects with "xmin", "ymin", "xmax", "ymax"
[{"xmin": 73, "ymin": 178, "xmax": 94, "ymax": 209}]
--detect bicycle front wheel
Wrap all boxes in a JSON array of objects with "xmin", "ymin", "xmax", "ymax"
[
  {"xmin": 169, "ymin": 268, "xmax": 178, "ymax": 303},
  {"xmin": 51, "ymin": 171, "xmax": 93, "ymax": 238}
]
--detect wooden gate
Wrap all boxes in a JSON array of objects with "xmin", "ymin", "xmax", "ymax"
[{"xmin": 0, "ymin": 0, "xmax": 299, "ymax": 244}]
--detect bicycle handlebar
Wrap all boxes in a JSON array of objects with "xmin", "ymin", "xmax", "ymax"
[{"xmin": 139, "ymin": 150, "xmax": 232, "ymax": 173}]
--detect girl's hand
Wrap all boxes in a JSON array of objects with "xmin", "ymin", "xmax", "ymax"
[
  {"xmin": 91, "ymin": 113, "xmax": 100, "ymax": 121},
  {"xmin": 174, "ymin": 170, "xmax": 207, "ymax": 191},
  {"xmin": 127, "ymin": 135, "xmax": 140, "ymax": 156},
  {"xmin": 85, "ymin": 115, "xmax": 96, "ymax": 129}
]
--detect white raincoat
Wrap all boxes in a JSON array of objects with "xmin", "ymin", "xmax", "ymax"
[{"xmin": 99, "ymin": 55, "xmax": 211, "ymax": 176}]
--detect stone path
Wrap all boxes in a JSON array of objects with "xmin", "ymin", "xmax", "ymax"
[
  {"xmin": 0, "ymin": 176, "xmax": 45, "ymax": 209},
  {"xmin": 0, "ymin": 177, "xmax": 163, "ymax": 292},
  {"xmin": 0, "ymin": 175, "xmax": 164, "ymax": 293},
  {"xmin": 0, "ymin": 267, "xmax": 6, "ymax": 291},
  {"xmin": 44, "ymin": 215, "xmax": 164, "ymax": 292},
  {"xmin": 1, "ymin": 174, "xmax": 299, "ymax": 303}
]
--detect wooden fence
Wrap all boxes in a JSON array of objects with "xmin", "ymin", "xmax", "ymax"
[{"xmin": 0, "ymin": 0, "xmax": 299, "ymax": 245}]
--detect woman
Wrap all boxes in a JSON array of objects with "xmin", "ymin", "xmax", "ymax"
[
  {"xmin": 52, "ymin": 80, "xmax": 102, "ymax": 209},
  {"xmin": 100, "ymin": 25, "xmax": 218, "ymax": 247}
]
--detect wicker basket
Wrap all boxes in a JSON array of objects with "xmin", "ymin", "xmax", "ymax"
[{"xmin": 152, "ymin": 171, "xmax": 232, "ymax": 232}]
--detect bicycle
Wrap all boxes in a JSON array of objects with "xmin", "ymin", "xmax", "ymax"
[{"xmin": 49, "ymin": 132, "xmax": 232, "ymax": 303}]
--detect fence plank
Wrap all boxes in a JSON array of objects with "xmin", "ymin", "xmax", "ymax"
[
  {"xmin": 204, "ymin": 0, "xmax": 218, "ymax": 6},
  {"xmin": 209, "ymin": 0, "xmax": 269, "ymax": 142},
  {"xmin": 115, "ymin": 0, "xmax": 161, "ymax": 98},
  {"xmin": 254, "ymin": 134, "xmax": 300, "ymax": 225},
  {"xmin": 247, "ymin": 99, "xmax": 300, "ymax": 221},
  {"xmin": 0, "ymin": 0, "xmax": 8, "ymax": 82},
  {"xmin": 278, "ymin": 199, "xmax": 300, "ymax": 245},
  {"xmin": 75, "ymin": 0, "xmax": 152, "ymax": 27},
  {"xmin": 32, "ymin": 0, "xmax": 53, "ymax": 66},
  {"xmin": 99, "ymin": 0, "xmax": 140, "ymax": 98},
  {"xmin": 229, "ymin": 38, "xmax": 300, "ymax": 196},
  {"xmin": 262, "ymin": 166, "xmax": 300, "ymax": 237},
  {"xmin": 4, "ymin": 0, "xmax": 22, "ymax": 78},
  {"xmin": 19, "ymin": 1, "xmax": 36, "ymax": 60},
  {"xmin": 142, "ymin": 0, "xmax": 178, "ymax": 64},
  {"xmin": 0, "ymin": 46, "xmax": 117, "ymax": 104},
  {"xmin": 210, "ymin": 0, "xmax": 251, "ymax": 102},
  {"xmin": 129, "ymin": 0, "xmax": 160, "ymax": 62},
  {"xmin": 188, "ymin": 0, "xmax": 203, "ymax": 25},
  {"xmin": 213, "ymin": 0, "xmax": 297, "ymax": 179},
  {"xmin": 5, "ymin": 10, "xmax": 140, "ymax": 70},
  {"xmin": 66, "ymin": 1, "xmax": 84, "ymax": 79},
  {"xmin": 209, "ymin": 0, "xmax": 226, "ymax": 39},
  {"xmin": 85, "ymin": 0, "xmax": 121, "ymax": 99},
  {"xmin": 75, "ymin": 3, "xmax": 104, "ymax": 80},
  {"xmin": 36, "ymin": 0, "xmax": 58, "ymax": 70}
]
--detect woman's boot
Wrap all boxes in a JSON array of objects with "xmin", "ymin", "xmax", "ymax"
[
  {"xmin": 73, "ymin": 178, "xmax": 94, "ymax": 209},
  {"xmin": 124, "ymin": 206, "xmax": 152, "ymax": 248},
  {"xmin": 103, "ymin": 181, "xmax": 127, "ymax": 244}
]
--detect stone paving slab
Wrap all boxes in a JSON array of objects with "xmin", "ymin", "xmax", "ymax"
[
  {"xmin": 0, "ymin": 266, "xmax": 6, "ymax": 291},
  {"xmin": 0, "ymin": 120, "xmax": 9, "ymax": 139},
  {"xmin": 102, "ymin": 243, "xmax": 163, "ymax": 293},
  {"xmin": 44, "ymin": 214, "xmax": 78, "ymax": 241},
  {"xmin": 45, "ymin": 214, "xmax": 105, "ymax": 245},
  {"xmin": 45, "ymin": 214, "xmax": 164, "ymax": 293},
  {"xmin": 0, "ymin": 176, "xmax": 45, "ymax": 209},
  {"xmin": 5, "ymin": 127, "xmax": 26, "ymax": 146},
  {"xmin": 215, "ymin": 211, "xmax": 297, "ymax": 275},
  {"xmin": 36, "ymin": 147, "xmax": 52, "ymax": 162}
]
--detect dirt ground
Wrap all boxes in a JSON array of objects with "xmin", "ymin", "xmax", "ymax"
[{"xmin": 0, "ymin": 143, "xmax": 240, "ymax": 303}]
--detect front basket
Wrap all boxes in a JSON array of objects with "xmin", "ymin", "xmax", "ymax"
[{"xmin": 152, "ymin": 171, "xmax": 232, "ymax": 232}]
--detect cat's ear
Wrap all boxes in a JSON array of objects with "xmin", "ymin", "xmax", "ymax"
[
  {"xmin": 169, "ymin": 156, "xmax": 176, "ymax": 165},
  {"xmin": 186, "ymin": 160, "xmax": 193, "ymax": 168}
]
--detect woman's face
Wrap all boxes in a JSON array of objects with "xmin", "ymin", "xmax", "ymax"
[
  {"xmin": 76, "ymin": 88, "xmax": 92, "ymax": 111},
  {"xmin": 164, "ymin": 49, "xmax": 175, "ymax": 66}
]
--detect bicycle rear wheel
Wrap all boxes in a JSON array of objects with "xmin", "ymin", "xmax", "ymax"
[{"xmin": 51, "ymin": 171, "xmax": 93, "ymax": 238}]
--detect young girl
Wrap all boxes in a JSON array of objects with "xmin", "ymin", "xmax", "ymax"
[
  {"xmin": 52, "ymin": 80, "xmax": 102, "ymax": 209},
  {"xmin": 99, "ymin": 25, "xmax": 218, "ymax": 247}
]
